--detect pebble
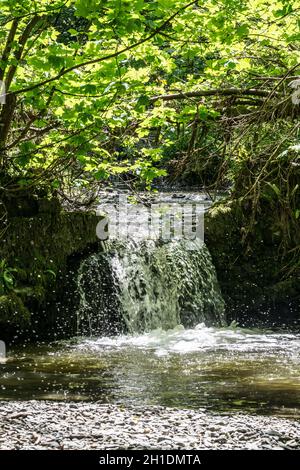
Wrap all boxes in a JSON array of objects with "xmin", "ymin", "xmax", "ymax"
[{"xmin": 0, "ymin": 401, "xmax": 299, "ymax": 450}]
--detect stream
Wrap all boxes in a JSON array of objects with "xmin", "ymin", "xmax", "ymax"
[{"xmin": 1, "ymin": 324, "xmax": 299, "ymax": 418}]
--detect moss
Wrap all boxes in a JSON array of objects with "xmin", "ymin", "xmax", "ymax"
[
  {"xmin": 267, "ymin": 279, "xmax": 299, "ymax": 302},
  {"xmin": 14, "ymin": 286, "xmax": 46, "ymax": 304},
  {"xmin": 1, "ymin": 211, "xmax": 101, "ymax": 287},
  {"xmin": 205, "ymin": 201, "xmax": 300, "ymax": 326},
  {"xmin": 0, "ymin": 202, "xmax": 103, "ymax": 342},
  {"xmin": 0, "ymin": 293, "xmax": 30, "ymax": 326}
]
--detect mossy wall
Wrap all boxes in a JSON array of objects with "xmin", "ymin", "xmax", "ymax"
[
  {"xmin": 205, "ymin": 203, "xmax": 300, "ymax": 327},
  {"xmin": 0, "ymin": 198, "xmax": 102, "ymax": 344}
]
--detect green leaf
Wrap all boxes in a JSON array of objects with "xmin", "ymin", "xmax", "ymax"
[
  {"xmin": 267, "ymin": 182, "xmax": 281, "ymax": 197},
  {"xmin": 3, "ymin": 272, "xmax": 14, "ymax": 289},
  {"xmin": 236, "ymin": 24, "xmax": 249, "ymax": 37},
  {"xmin": 135, "ymin": 95, "xmax": 150, "ymax": 111},
  {"xmin": 44, "ymin": 269, "xmax": 57, "ymax": 279}
]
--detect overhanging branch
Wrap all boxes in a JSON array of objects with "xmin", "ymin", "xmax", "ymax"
[{"xmin": 150, "ymin": 88, "xmax": 274, "ymax": 102}]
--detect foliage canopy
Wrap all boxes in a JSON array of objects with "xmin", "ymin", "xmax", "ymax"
[{"xmin": 0, "ymin": 0, "xmax": 299, "ymax": 248}]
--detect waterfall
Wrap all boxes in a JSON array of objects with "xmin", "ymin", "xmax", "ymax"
[{"xmin": 76, "ymin": 238, "xmax": 225, "ymax": 336}]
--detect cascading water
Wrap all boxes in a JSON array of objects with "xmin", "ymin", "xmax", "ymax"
[{"xmin": 76, "ymin": 237, "xmax": 225, "ymax": 336}]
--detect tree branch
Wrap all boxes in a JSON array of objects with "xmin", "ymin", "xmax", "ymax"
[
  {"xmin": 0, "ymin": 19, "xmax": 19, "ymax": 82},
  {"xmin": 150, "ymin": 88, "xmax": 273, "ymax": 102},
  {"xmin": 2, "ymin": 86, "xmax": 56, "ymax": 151},
  {"xmin": 5, "ymin": 15, "xmax": 41, "ymax": 90},
  {"xmin": 0, "ymin": 15, "xmax": 42, "ymax": 158}
]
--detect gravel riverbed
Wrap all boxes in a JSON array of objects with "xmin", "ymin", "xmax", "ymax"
[{"xmin": 0, "ymin": 402, "xmax": 299, "ymax": 450}]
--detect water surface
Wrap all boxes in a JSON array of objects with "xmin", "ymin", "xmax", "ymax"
[{"xmin": 1, "ymin": 324, "xmax": 299, "ymax": 418}]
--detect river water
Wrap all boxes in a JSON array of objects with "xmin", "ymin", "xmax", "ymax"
[{"xmin": 1, "ymin": 324, "xmax": 299, "ymax": 418}]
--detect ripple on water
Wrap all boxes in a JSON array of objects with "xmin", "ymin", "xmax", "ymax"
[{"xmin": 1, "ymin": 324, "xmax": 299, "ymax": 417}]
